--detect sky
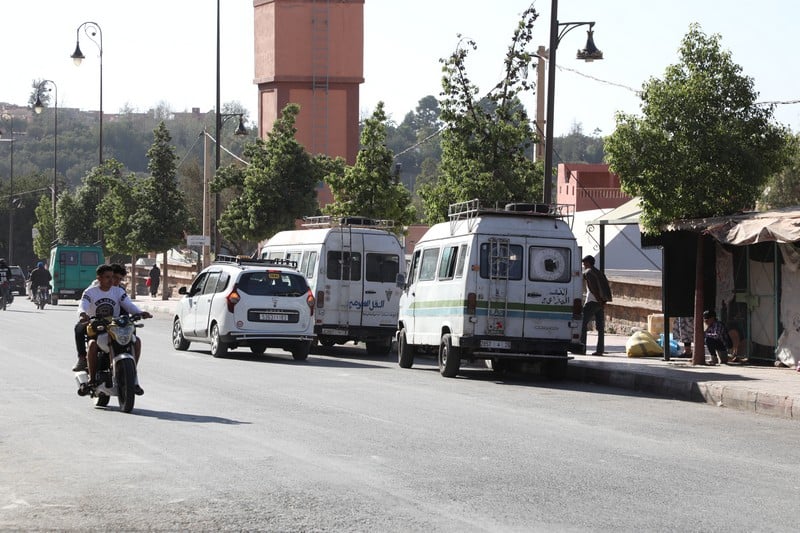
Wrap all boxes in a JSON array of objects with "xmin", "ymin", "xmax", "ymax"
[{"xmin": 2, "ymin": 0, "xmax": 800, "ymax": 138}]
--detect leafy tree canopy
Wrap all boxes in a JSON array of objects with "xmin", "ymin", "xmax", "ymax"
[
  {"xmin": 419, "ymin": 4, "xmax": 541, "ymax": 224},
  {"xmin": 324, "ymin": 102, "xmax": 416, "ymax": 232},
  {"xmin": 605, "ymin": 24, "xmax": 792, "ymax": 233}
]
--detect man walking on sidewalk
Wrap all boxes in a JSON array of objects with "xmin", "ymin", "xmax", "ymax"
[{"xmin": 580, "ymin": 255, "xmax": 613, "ymax": 355}]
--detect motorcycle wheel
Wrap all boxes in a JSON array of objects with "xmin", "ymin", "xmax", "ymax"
[{"xmin": 116, "ymin": 358, "xmax": 137, "ymax": 413}]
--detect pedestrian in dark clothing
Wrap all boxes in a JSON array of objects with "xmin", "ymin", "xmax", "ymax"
[
  {"xmin": 703, "ymin": 309, "xmax": 731, "ymax": 365},
  {"xmin": 149, "ymin": 264, "xmax": 161, "ymax": 298},
  {"xmin": 580, "ymin": 255, "xmax": 612, "ymax": 355}
]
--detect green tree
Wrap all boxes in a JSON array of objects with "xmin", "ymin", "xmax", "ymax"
[
  {"xmin": 33, "ymin": 194, "xmax": 55, "ymax": 260},
  {"xmin": 56, "ymin": 160, "xmax": 123, "ymax": 247},
  {"xmin": 129, "ymin": 122, "xmax": 189, "ymax": 298},
  {"xmin": 324, "ymin": 102, "xmax": 416, "ymax": 230},
  {"xmin": 419, "ymin": 5, "xmax": 540, "ymax": 223},
  {"xmin": 761, "ymin": 134, "xmax": 800, "ymax": 209},
  {"xmin": 212, "ymin": 104, "xmax": 319, "ymax": 247},
  {"xmin": 604, "ymin": 24, "xmax": 792, "ymax": 365},
  {"xmin": 605, "ymin": 24, "xmax": 791, "ymax": 233}
]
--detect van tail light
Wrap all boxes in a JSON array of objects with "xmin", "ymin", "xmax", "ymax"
[
  {"xmin": 466, "ymin": 292, "xmax": 477, "ymax": 315},
  {"xmin": 226, "ymin": 284, "xmax": 241, "ymax": 313},
  {"xmin": 316, "ymin": 290, "xmax": 325, "ymax": 309},
  {"xmin": 306, "ymin": 289, "xmax": 316, "ymax": 316},
  {"xmin": 572, "ymin": 298, "xmax": 583, "ymax": 319}
]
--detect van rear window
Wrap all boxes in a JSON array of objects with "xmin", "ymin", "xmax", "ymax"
[
  {"xmin": 327, "ymin": 251, "xmax": 361, "ymax": 280},
  {"xmin": 81, "ymin": 251, "xmax": 101, "ymax": 266},
  {"xmin": 366, "ymin": 253, "xmax": 400, "ymax": 282},
  {"xmin": 479, "ymin": 243, "xmax": 523, "ymax": 280},
  {"xmin": 529, "ymin": 247, "xmax": 571, "ymax": 282}
]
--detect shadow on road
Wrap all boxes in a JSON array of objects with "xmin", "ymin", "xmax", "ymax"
[{"xmin": 130, "ymin": 408, "xmax": 251, "ymax": 424}]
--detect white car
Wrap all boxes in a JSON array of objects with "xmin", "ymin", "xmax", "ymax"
[{"xmin": 172, "ymin": 256, "xmax": 315, "ymax": 359}]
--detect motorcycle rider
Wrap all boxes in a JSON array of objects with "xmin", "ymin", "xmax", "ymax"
[
  {"xmin": 0, "ymin": 258, "xmax": 12, "ymax": 309},
  {"xmin": 29, "ymin": 261, "xmax": 52, "ymax": 304},
  {"xmin": 77, "ymin": 264, "xmax": 151, "ymax": 395}
]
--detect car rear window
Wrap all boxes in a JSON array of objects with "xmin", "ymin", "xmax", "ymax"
[{"xmin": 239, "ymin": 271, "xmax": 309, "ymax": 296}]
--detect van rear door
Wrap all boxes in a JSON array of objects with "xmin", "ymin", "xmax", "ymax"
[
  {"xmin": 361, "ymin": 234, "xmax": 401, "ymax": 329},
  {"xmin": 522, "ymin": 239, "xmax": 575, "ymax": 345},
  {"xmin": 323, "ymin": 230, "xmax": 362, "ymax": 333}
]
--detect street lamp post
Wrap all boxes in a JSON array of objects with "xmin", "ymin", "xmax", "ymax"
[
  {"xmin": 542, "ymin": 0, "xmax": 602, "ymax": 204},
  {"xmin": 0, "ymin": 113, "xmax": 15, "ymax": 264},
  {"xmin": 71, "ymin": 21, "xmax": 103, "ymax": 167},
  {"xmin": 34, "ymin": 80, "xmax": 58, "ymax": 240}
]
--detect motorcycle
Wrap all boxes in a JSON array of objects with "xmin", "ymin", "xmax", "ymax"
[
  {"xmin": 75, "ymin": 314, "xmax": 145, "ymax": 413},
  {"xmin": 34, "ymin": 285, "xmax": 50, "ymax": 310},
  {"xmin": 0, "ymin": 281, "xmax": 13, "ymax": 310}
]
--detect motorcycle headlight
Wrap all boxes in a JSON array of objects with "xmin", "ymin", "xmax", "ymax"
[{"xmin": 111, "ymin": 324, "xmax": 135, "ymax": 346}]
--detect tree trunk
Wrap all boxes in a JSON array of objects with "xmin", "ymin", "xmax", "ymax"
[
  {"xmin": 692, "ymin": 235, "xmax": 706, "ymax": 366},
  {"xmin": 161, "ymin": 250, "xmax": 169, "ymax": 301}
]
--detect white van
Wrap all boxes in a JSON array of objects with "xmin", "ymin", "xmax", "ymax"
[
  {"xmin": 261, "ymin": 216, "xmax": 404, "ymax": 355},
  {"xmin": 397, "ymin": 200, "xmax": 584, "ymax": 379}
]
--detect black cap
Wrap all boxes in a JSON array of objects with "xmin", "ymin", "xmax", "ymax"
[
  {"xmin": 582, "ymin": 255, "xmax": 595, "ymax": 265},
  {"xmin": 702, "ymin": 310, "xmax": 716, "ymax": 319}
]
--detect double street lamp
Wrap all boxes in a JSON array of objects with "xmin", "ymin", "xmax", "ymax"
[
  {"xmin": 71, "ymin": 21, "xmax": 103, "ymax": 167},
  {"xmin": 542, "ymin": 0, "xmax": 603, "ymax": 204},
  {"xmin": 34, "ymin": 80, "xmax": 58, "ymax": 240}
]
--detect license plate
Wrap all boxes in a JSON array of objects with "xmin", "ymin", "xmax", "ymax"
[
  {"xmin": 61, "ymin": 290, "xmax": 75, "ymax": 295},
  {"xmin": 321, "ymin": 328, "xmax": 348, "ymax": 336},
  {"xmin": 481, "ymin": 340, "xmax": 511, "ymax": 350},
  {"xmin": 259, "ymin": 313, "xmax": 288, "ymax": 321}
]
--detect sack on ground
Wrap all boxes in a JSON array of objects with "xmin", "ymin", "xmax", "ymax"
[
  {"xmin": 626, "ymin": 330, "xmax": 663, "ymax": 357},
  {"xmin": 657, "ymin": 333, "xmax": 681, "ymax": 357}
]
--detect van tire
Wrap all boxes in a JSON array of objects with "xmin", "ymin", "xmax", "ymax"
[
  {"xmin": 366, "ymin": 337, "xmax": 393, "ymax": 356},
  {"xmin": 398, "ymin": 329, "xmax": 414, "ymax": 368},
  {"xmin": 438, "ymin": 333, "xmax": 460, "ymax": 378}
]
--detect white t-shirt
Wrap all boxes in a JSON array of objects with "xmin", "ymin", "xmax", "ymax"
[{"xmin": 78, "ymin": 285, "xmax": 143, "ymax": 319}]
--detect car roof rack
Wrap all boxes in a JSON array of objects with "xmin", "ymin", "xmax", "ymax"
[
  {"xmin": 447, "ymin": 198, "xmax": 575, "ymax": 229},
  {"xmin": 301, "ymin": 215, "xmax": 395, "ymax": 230},
  {"xmin": 214, "ymin": 254, "xmax": 298, "ymax": 269}
]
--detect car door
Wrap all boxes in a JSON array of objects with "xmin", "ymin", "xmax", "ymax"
[
  {"xmin": 194, "ymin": 270, "xmax": 224, "ymax": 337},
  {"xmin": 181, "ymin": 272, "xmax": 209, "ymax": 337}
]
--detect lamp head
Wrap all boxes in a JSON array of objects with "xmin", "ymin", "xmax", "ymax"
[
  {"xmin": 577, "ymin": 29, "xmax": 603, "ymax": 62},
  {"xmin": 71, "ymin": 42, "xmax": 85, "ymax": 66},
  {"xmin": 234, "ymin": 116, "xmax": 247, "ymax": 136},
  {"xmin": 34, "ymin": 95, "xmax": 45, "ymax": 115}
]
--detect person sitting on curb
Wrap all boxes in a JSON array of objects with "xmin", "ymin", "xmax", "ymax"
[{"xmin": 703, "ymin": 309, "xmax": 731, "ymax": 365}]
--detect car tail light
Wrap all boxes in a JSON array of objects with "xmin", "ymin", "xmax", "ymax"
[
  {"xmin": 572, "ymin": 298, "xmax": 583, "ymax": 319},
  {"xmin": 306, "ymin": 289, "xmax": 315, "ymax": 316},
  {"xmin": 466, "ymin": 292, "xmax": 477, "ymax": 315},
  {"xmin": 316, "ymin": 290, "xmax": 325, "ymax": 309},
  {"xmin": 226, "ymin": 284, "xmax": 241, "ymax": 313}
]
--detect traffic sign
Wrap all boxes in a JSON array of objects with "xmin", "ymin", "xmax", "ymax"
[{"xmin": 186, "ymin": 235, "xmax": 210, "ymax": 246}]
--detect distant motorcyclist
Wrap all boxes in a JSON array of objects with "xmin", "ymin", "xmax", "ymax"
[
  {"xmin": 29, "ymin": 261, "xmax": 52, "ymax": 303},
  {"xmin": 0, "ymin": 258, "xmax": 12, "ymax": 309}
]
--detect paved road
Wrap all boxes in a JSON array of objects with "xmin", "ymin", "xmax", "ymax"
[{"xmin": 1, "ymin": 303, "xmax": 798, "ymax": 531}]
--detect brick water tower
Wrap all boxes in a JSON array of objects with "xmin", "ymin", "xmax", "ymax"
[{"xmin": 253, "ymin": 0, "xmax": 364, "ymax": 173}]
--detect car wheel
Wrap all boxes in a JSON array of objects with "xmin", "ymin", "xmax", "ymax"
[
  {"xmin": 210, "ymin": 323, "xmax": 228, "ymax": 358},
  {"xmin": 291, "ymin": 341, "xmax": 311, "ymax": 361},
  {"xmin": 397, "ymin": 328, "xmax": 414, "ymax": 369},
  {"xmin": 172, "ymin": 318, "xmax": 190, "ymax": 351},
  {"xmin": 438, "ymin": 333, "xmax": 460, "ymax": 378}
]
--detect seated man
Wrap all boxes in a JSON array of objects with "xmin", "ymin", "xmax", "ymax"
[
  {"xmin": 703, "ymin": 309, "xmax": 730, "ymax": 365},
  {"xmin": 76, "ymin": 264, "xmax": 151, "ymax": 394}
]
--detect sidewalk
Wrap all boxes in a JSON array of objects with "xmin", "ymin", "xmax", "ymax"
[{"xmin": 137, "ymin": 296, "xmax": 800, "ymax": 422}]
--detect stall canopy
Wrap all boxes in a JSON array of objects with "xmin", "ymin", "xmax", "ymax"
[{"xmin": 665, "ymin": 206, "xmax": 800, "ymax": 245}]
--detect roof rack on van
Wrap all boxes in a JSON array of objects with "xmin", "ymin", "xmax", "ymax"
[
  {"xmin": 214, "ymin": 254, "xmax": 298, "ymax": 269},
  {"xmin": 447, "ymin": 199, "xmax": 574, "ymax": 228},
  {"xmin": 301, "ymin": 215, "xmax": 395, "ymax": 230}
]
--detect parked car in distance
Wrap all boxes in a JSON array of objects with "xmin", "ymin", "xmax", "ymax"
[
  {"xmin": 9, "ymin": 265, "xmax": 26, "ymax": 296},
  {"xmin": 172, "ymin": 255, "xmax": 316, "ymax": 360}
]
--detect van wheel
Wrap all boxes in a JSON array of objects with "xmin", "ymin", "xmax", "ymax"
[
  {"xmin": 210, "ymin": 324, "xmax": 228, "ymax": 358},
  {"xmin": 366, "ymin": 337, "xmax": 393, "ymax": 356},
  {"xmin": 546, "ymin": 358, "xmax": 568, "ymax": 380},
  {"xmin": 438, "ymin": 333, "xmax": 460, "ymax": 378},
  {"xmin": 398, "ymin": 329, "xmax": 414, "ymax": 368}
]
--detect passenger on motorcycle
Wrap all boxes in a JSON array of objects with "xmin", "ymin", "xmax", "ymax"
[
  {"xmin": 0, "ymin": 258, "xmax": 12, "ymax": 309},
  {"xmin": 77, "ymin": 264, "xmax": 152, "ymax": 395},
  {"xmin": 29, "ymin": 261, "xmax": 52, "ymax": 303},
  {"xmin": 73, "ymin": 263, "xmax": 140, "ymax": 371}
]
